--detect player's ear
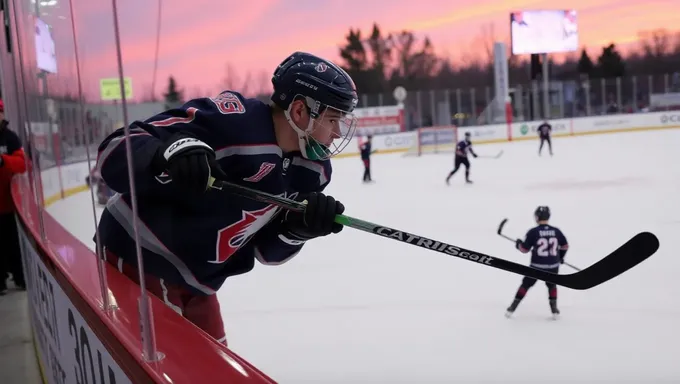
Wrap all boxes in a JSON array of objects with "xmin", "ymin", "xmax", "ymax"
[{"xmin": 289, "ymin": 99, "xmax": 307, "ymax": 125}]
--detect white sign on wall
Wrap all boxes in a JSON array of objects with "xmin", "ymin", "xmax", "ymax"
[{"xmin": 18, "ymin": 223, "xmax": 134, "ymax": 384}]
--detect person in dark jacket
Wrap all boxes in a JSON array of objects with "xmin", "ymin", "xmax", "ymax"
[{"xmin": 0, "ymin": 100, "xmax": 27, "ymax": 294}]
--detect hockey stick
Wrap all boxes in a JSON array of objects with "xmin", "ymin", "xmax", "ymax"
[
  {"xmin": 477, "ymin": 150, "xmax": 504, "ymax": 159},
  {"xmin": 208, "ymin": 178, "xmax": 659, "ymax": 290},
  {"xmin": 497, "ymin": 218, "xmax": 581, "ymax": 271}
]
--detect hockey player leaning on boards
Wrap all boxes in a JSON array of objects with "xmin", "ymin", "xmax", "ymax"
[
  {"xmin": 505, "ymin": 206, "xmax": 569, "ymax": 320},
  {"xmin": 94, "ymin": 51, "xmax": 359, "ymax": 345},
  {"xmin": 445, "ymin": 131, "xmax": 477, "ymax": 185}
]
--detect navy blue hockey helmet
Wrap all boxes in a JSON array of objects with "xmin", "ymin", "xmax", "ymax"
[
  {"xmin": 271, "ymin": 51, "xmax": 359, "ymax": 160},
  {"xmin": 534, "ymin": 206, "xmax": 551, "ymax": 221}
]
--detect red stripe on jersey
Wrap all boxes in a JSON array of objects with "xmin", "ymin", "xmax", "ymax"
[{"xmin": 150, "ymin": 107, "xmax": 198, "ymax": 127}]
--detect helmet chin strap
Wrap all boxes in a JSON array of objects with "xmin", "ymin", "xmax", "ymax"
[{"xmin": 283, "ymin": 106, "xmax": 326, "ymax": 160}]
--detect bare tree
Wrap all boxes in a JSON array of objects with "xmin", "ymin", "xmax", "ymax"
[
  {"xmin": 638, "ymin": 29, "xmax": 671, "ymax": 58},
  {"xmin": 475, "ymin": 22, "xmax": 496, "ymax": 69},
  {"xmin": 139, "ymin": 83, "xmax": 159, "ymax": 102},
  {"xmin": 222, "ymin": 63, "xmax": 240, "ymax": 90},
  {"xmin": 254, "ymin": 70, "xmax": 271, "ymax": 96},
  {"xmin": 221, "ymin": 63, "xmax": 259, "ymax": 96},
  {"xmin": 240, "ymin": 71, "xmax": 252, "ymax": 97}
]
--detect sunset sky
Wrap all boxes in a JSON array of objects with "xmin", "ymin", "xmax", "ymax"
[{"xmin": 37, "ymin": 0, "xmax": 678, "ymax": 101}]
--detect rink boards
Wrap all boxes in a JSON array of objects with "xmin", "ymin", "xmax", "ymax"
[
  {"xmin": 337, "ymin": 110, "xmax": 680, "ymax": 157},
  {"xmin": 15, "ymin": 110, "xmax": 680, "ymax": 383}
]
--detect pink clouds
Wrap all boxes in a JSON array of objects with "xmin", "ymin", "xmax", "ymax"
[{"xmin": 40, "ymin": 0, "xmax": 678, "ymax": 101}]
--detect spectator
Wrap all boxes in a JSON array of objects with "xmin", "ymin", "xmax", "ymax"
[{"xmin": 0, "ymin": 99, "xmax": 27, "ymax": 294}]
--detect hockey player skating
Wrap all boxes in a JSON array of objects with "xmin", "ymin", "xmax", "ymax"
[
  {"xmin": 94, "ymin": 51, "xmax": 358, "ymax": 345},
  {"xmin": 359, "ymin": 134, "xmax": 375, "ymax": 183},
  {"xmin": 445, "ymin": 131, "xmax": 477, "ymax": 185},
  {"xmin": 537, "ymin": 120, "xmax": 553, "ymax": 156},
  {"xmin": 505, "ymin": 206, "xmax": 569, "ymax": 320}
]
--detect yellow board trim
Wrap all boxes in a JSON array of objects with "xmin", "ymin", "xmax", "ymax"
[{"xmin": 43, "ymin": 184, "xmax": 90, "ymax": 207}]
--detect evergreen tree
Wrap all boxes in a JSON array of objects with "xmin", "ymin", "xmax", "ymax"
[{"xmin": 163, "ymin": 76, "xmax": 184, "ymax": 109}]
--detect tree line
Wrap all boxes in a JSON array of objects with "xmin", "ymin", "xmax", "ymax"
[{"xmin": 157, "ymin": 24, "xmax": 680, "ymax": 107}]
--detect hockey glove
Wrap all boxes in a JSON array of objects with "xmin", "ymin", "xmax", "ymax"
[
  {"xmin": 281, "ymin": 192, "xmax": 344, "ymax": 242},
  {"xmin": 515, "ymin": 238, "xmax": 523, "ymax": 250},
  {"xmin": 153, "ymin": 133, "xmax": 227, "ymax": 196}
]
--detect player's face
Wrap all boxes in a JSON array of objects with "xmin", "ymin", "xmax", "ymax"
[
  {"xmin": 289, "ymin": 99, "xmax": 357, "ymax": 158},
  {"xmin": 311, "ymin": 109, "xmax": 344, "ymax": 146}
]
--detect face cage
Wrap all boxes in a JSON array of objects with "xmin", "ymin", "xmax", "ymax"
[{"xmin": 287, "ymin": 95, "xmax": 358, "ymax": 160}]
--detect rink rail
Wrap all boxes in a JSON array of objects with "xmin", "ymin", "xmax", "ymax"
[{"xmin": 12, "ymin": 167, "xmax": 277, "ymax": 383}]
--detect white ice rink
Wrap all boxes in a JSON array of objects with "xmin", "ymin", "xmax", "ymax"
[{"xmin": 48, "ymin": 129, "xmax": 680, "ymax": 383}]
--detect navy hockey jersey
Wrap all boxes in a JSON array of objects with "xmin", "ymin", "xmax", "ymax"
[
  {"xmin": 455, "ymin": 140, "xmax": 476, "ymax": 158},
  {"xmin": 360, "ymin": 140, "xmax": 372, "ymax": 160},
  {"xmin": 95, "ymin": 91, "xmax": 332, "ymax": 295},
  {"xmin": 517, "ymin": 224, "xmax": 569, "ymax": 269},
  {"xmin": 537, "ymin": 123, "xmax": 551, "ymax": 137}
]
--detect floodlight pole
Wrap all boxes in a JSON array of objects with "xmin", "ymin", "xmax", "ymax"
[{"xmin": 542, "ymin": 53, "xmax": 550, "ymax": 119}]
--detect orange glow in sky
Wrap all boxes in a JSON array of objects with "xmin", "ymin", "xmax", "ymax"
[{"xmin": 37, "ymin": 0, "xmax": 678, "ymax": 101}]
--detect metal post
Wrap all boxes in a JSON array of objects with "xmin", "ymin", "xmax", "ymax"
[
  {"xmin": 485, "ymin": 86, "xmax": 491, "ymax": 123},
  {"xmin": 67, "ymin": 0, "xmax": 113, "ymax": 312},
  {"xmin": 429, "ymin": 90, "xmax": 436, "ymax": 126},
  {"xmin": 515, "ymin": 85, "xmax": 524, "ymax": 120},
  {"xmin": 542, "ymin": 53, "xmax": 549, "ymax": 119},
  {"xmin": 470, "ymin": 88, "xmax": 476, "ymax": 121},
  {"xmin": 416, "ymin": 91, "xmax": 422, "ymax": 127},
  {"xmin": 444, "ymin": 89, "xmax": 450, "ymax": 125},
  {"xmin": 111, "ymin": 0, "xmax": 162, "ymax": 362},
  {"xmin": 600, "ymin": 78, "xmax": 606, "ymax": 114},
  {"xmin": 456, "ymin": 88, "xmax": 462, "ymax": 125},
  {"xmin": 558, "ymin": 82, "xmax": 564, "ymax": 118},
  {"xmin": 616, "ymin": 77, "xmax": 622, "ymax": 113},
  {"xmin": 584, "ymin": 79, "xmax": 591, "ymax": 116},
  {"xmin": 632, "ymin": 76, "xmax": 637, "ymax": 112}
]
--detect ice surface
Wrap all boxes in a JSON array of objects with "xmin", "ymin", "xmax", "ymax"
[{"xmin": 48, "ymin": 129, "xmax": 680, "ymax": 383}]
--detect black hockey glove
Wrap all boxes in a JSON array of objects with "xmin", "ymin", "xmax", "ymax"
[
  {"xmin": 472, "ymin": 153, "xmax": 478, "ymax": 158},
  {"xmin": 515, "ymin": 238, "xmax": 523, "ymax": 250},
  {"xmin": 153, "ymin": 133, "xmax": 227, "ymax": 196},
  {"xmin": 281, "ymin": 192, "xmax": 344, "ymax": 242}
]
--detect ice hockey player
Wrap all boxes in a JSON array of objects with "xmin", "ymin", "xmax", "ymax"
[
  {"xmin": 94, "ymin": 51, "xmax": 358, "ymax": 345},
  {"xmin": 85, "ymin": 167, "xmax": 114, "ymax": 205},
  {"xmin": 537, "ymin": 120, "xmax": 553, "ymax": 156},
  {"xmin": 359, "ymin": 134, "xmax": 375, "ymax": 182},
  {"xmin": 505, "ymin": 206, "xmax": 569, "ymax": 320},
  {"xmin": 445, "ymin": 131, "xmax": 477, "ymax": 185}
]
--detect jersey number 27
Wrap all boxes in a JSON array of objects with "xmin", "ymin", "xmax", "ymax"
[{"xmin": 537, "ymin": 237, "xmax": 559, "ymax": 257}]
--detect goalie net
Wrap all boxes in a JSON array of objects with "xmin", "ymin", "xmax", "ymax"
[{"xmin": 403, "ymin": 126, "xmax": 458, "ymax": 156}]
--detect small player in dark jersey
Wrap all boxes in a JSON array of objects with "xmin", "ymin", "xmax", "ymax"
[
  {"xmin": 359, "ymin": 134, "xmax": 375, "ymax": 183},
  {"xmin": 537, "ymin": 120, "xmax": 552, "ymax": 156},
  {"xmin": 446, "ymin": 131, "xmax": 477, "ymax": 185},
  {"xmin": 505, "ymin": 206, "xmax": 569, "ymax": 319}
]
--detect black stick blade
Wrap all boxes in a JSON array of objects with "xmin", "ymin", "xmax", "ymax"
[
  {"xmin": 553, "ymin": 232, "xmax": 659, "ymax": 290},
  {"xmin": 497, "ymin": 218, "xmax": 508, "ymax": 235}
]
